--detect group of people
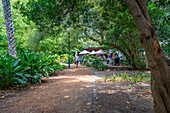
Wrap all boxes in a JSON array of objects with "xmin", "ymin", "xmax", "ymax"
[
  {"xmin": 75, "ymin": 54, "xmax": 84, "ymax": 68},
  {"xmin": 74, "ymin": 52, "xmax": 125, "ymax": 68},
  {"xmin": 104, "ymin": 53, "xmax": 124, "ymax": 65}
]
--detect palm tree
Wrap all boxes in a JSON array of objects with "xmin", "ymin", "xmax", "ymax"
[{"xmin": 2, "ymin": 0, "xmax": 17, "ymax": 58}]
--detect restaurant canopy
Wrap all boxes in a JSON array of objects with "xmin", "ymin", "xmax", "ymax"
[
  {"xmin": 90, "ymin": 50, "xmax": 96, "ymax": 55},
  {"xmin": 79, "ymin": 50, "xmax": 90, "ymax": 54},
  {"xmin": 95, "ymin": 49, "xmax": 104, "ymax": 54}
]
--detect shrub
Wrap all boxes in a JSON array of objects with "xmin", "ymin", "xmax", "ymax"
[
  {"xmin": 0, "ymin": 55, "xmax": 20, "ymax": 88},
  {"xmin": 61, "ymin": 54, "xmax": 75, "ymax": 64},
  {"xmin": 0, "ymin": 51, "xmax": 61, "ymax": 89},
  {"xmin": 59, "ymin": 65, "xmax": 66, "ymax": 71},
  {"xmin": 84, "ymin": 55, "xmax": 108, "ymax": 70}
]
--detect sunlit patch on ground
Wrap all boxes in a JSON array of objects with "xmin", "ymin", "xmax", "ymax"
[{"xmin": 95, "ymin": 70, "xmax": 154, "ymax": 113}]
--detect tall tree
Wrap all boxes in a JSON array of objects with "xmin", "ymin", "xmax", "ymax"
[
  {"xmin": 14, "ymin": 1, "xmax": 169, "ymax": 112},
  {"xmin": 2, "ymin": 0, "xmax": 17, "ymax": 58},
  {"xmin": 125, "ymin": 0, "xmax": 170, "ymax": 113}
]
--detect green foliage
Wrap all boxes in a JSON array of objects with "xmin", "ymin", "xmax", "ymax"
[
  {"xmin": 98, "ymin": 63, "xmax": 108, "ymax": 71},
  {"xmin": 147, "ymin": 3, "xmax": 170, "ymax": 55},
  {"xmin": 84, "ymin": 55, "xmax": 108, "ymax": 70},
  {"xmin": 84, "ymin": 56, "xmax": 91, "ymax": 67},
  {"xmin": 85, "ymin": 63, "xmax": 91, "ymax": 67},
  {"xmin": 60, "ymin": 54, "xmax": 75, "ymax": 64},
  {"xmin": 120, "ymin": 73, "xmax": 129, "ymax": 82},
  {"xmin": 104, "ymin": 73, "xmax": 150, "ymax": 83},
  {"xmin": 104, "ymin": 74, "xmax": 116, "ymax": 82},
  {"xmin": 0, "ymin": 51, "xmax": 61, "ymax": 89},
  {"xmin": 59, "ymin": 65, "xmax": 66, "ymax": 71},
  {"xmin": 0, "ymin": 55, "xmax": 18, "ymax": 88},
  {"xmin": 0, "ymin": 0, "xmax": 168, "ymax": 89},
  {"xmin": 1, "ymin": 0, "xmax": 168, "ymax": 66}
]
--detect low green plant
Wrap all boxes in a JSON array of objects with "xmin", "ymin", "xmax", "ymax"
[
  {"xmin": 120, "ymin": 73, "xmax": 129, "ymax": 81},
  {"xmin": 104, "ymin": 74, "xmax": 109, "ymax": 82},
  {"xmin": 84, "ymin": 56, "xmax": 107, "ymax": 70},
  {"xmin": 129, "ymin": 83, "xmax": 136, "ymax": 89},
  {"xmin": 131, "ymin": 74, "xmax": 138, "ymax": 83},
  {"xmin": 104, "ymin": 74, "xmax": 116, "ymax": 82},
  {"xmin": 0, "ymin": 51, "xmax": 62, "ymax": 89},
  {"xmin": 0, "ymin": 55, "xmax": 21, "ymax": 88},
  {"xmin": 120, "ymin": 108, "xmax": 126, "ymax": 111},
  {"xmin": 104, "ymin": 72, "xmax": 150, "ymax": 83},
  {"xmin": 59, "ymin": 65, "xmax": 66, "ymax": 71},
  {"xmin": 111, "ymin": 75, "xmax": 116, "ymax": 82}
]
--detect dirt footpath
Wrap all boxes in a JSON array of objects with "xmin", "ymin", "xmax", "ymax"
[
  {"xmin": 0, "ymin": 66, "xmax": 154, "ymax": 113},
  {"xmin": 0, "ymin": 67, "xmax": 94, "ymax": 113},
  {"xmin": 95, "ymin": 71, "xmax": 154, "ymax": 113}
]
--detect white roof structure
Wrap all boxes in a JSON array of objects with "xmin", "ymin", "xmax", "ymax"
[
  {"xmin": 79, "ymin": 50, "xmax": 90, "ymax": 54},
  {"xmin": 90, "ymin": 50, "xmax": 96, "ymax": 55},
  {"xmin": 95, "ymin": 49, "xmax": 104, "ymax": 54}
]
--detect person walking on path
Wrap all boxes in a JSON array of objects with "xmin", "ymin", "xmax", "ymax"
[
  {"xmin": 80, "ymin": 54, "xmax": 84, "ymax": 67},
  {"xmin": 107, "ymin": 54, "xmax": 111, "ymax": 64},
  {"xmin": 75, "ymin": 54, "xmax": 79, "ymax": 68},
  {"xmin": 114, "ymin": 53, "xmax": 120, "ymax": 65}
]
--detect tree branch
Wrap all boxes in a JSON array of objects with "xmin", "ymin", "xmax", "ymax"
[
  {"xmin": 63, "ymin": 0, "xmax": 76, "ymax": 15},
  {"xmin": 125, "ymin": 0, "xmax": 154, "ymax": 36},
  {"xmin": 84, "ymin": 30, "xmax": 102, "ymax": 45}
]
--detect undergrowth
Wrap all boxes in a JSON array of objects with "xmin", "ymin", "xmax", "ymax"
[
  {"xmin": 104, "ymin": 73, "xmax": 150, "ymax": 83},
  {"xmin": 0, "ymin": 52, "xmax": 66, "ymax": 89}
]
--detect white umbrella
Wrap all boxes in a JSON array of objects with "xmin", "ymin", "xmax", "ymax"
[
  {"xmin": 79, "ymin": 50, "xmax": 90, "ymax": 54},
  {"xmin": 95, "ymin": 49, "xmax": 104, "ymax": 54},
  {"xmin": 90, "ymin": 50, "xmax": 96, "ymax": 55}
]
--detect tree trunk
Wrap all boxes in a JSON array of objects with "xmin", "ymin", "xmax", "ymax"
[
  {"xmin": 127, "ymin": 47, "xmax": 135, "ymax": 66},
  {"xmin": 133, "ymin": 46, "xmax": 141, "ymax": 70},
  {"xmin": 125, "ymin": 0, "xmax": 170, "ymax": 113},
  {"xmin": 2, "ymin": 0, "xmax": 17, "ymax": 58}
]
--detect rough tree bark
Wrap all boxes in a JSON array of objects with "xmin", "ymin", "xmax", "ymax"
[
  {"xmin": 2, "ymin": 0, "xmax": 17, "ymax": 58},
  {"xmin": 133, "ymin": 46, "xmax": 141, "ymax": 70},
  {"xmin": 125, "ymin": 0, "xmax": 170, "ymax": 113}
]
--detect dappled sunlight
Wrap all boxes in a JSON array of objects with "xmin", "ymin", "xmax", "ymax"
[
  {"xmin": 64, "ymin": 79, "xmax": 80, "ymax": 83},
  {"xmin": 98, "ymin": 84, "xmax": 133, "ymax": 94},
  {"xmin": 87, "ymin": 102, "xmax": 91, "ymax": 105},
  {"xmin": 94, "ymin": 70, "xmax": 153, "ymax": 112},
  {"xmin": 79, "ymin": 88, "xmax": 84, "ymax": 91},
  {"xmin": 95, "ymin": 71, "xmax": 151, "ymax": 77},
  {"xmin": 95, "ymin": 76, "xmax": 104, "ymax": 80},
  {"xmin": 137, "ymin": 82, "xmax": 150, "ymax": 87},
  {"xmin": 49, "ymin": 75, "xmax": 93, "ymax": 83},
  {"xmin": 84, "ymin": 85, "xmax": 93, "ymax": 88},
  {"xmin": 1, "ymin": 0, "xmax": 165, "ymax": 112},
  {"xmin": 64, "ymin": 95, "xmax": 70, "ymax": 99},
  {"xmin": 98, "ymin": 90, "xmax": 117, "ymax": 94},
  {"xmin": 96, "ymin": 81, "xmax": 153, "ymax": 113},
  {"xmin": 63, "ymin": 89, "xmax": 69, "ymax": 92}
]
